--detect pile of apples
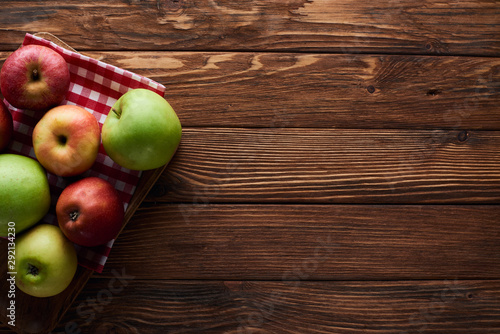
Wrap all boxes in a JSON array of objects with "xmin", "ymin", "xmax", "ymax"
[{"xmin": 0, "ymin": 44, "xmax": 182, "ymax": 298}]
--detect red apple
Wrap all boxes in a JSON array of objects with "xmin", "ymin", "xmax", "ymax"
[
  {"xmin": 0, "ymin": 44, "xmax": 70, "ymax": 112},
  {"xmin": 32, "ymin": 104, "xmax": 100, "ymax": 177},
  {"xmin": 56, "ymin": 177, "xmax": 125, "ymax": 247},
  {"xmin": 0, "ymin": 100, "xmax": 13, "ymax": 151}
]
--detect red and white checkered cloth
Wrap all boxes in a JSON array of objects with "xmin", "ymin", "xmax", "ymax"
[{"xmin": 4, "ymin": 33, "xmax": 166, "ymax": 273}]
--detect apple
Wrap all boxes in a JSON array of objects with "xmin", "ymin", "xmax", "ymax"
[
  {"xmin": 15, "ymin": 224, "xmax": 78, "ymax": 298},
  {"xmin": 0, "ymin": 99, "xmax": 13, "ymax": 151},
  {"xmin": 1, "ymin": 44, "xmax": 70, "ymax": 112},
  {"xmin": 101, "ymin": 88, "xmax": 182, "ymax": 170},
  {"xmin": 0, "ymin": 154, "xmax": 51, "ymax": 237},
  {"xmin": 32, "ymin": 104, "xmax": 100, "ymax": 177},
  {"xmin": 56, "ymin": 176, "xmax": 125, "ymax": 247}
]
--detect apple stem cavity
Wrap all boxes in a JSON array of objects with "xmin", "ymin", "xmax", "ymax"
[
  {"xmin": 28, "ymin": 263, "xmax": 39, "ymax": 276},
  {"xmin": 69, "ymin": 210, "xmax": 80, "ymax": 222},
  {"xmin": 31, "ymin": 68, "xmax": 40, "ymax": 81},
  {"xmin": 58, "ymin": 135, "xmax": 68, "ymax": 145}
]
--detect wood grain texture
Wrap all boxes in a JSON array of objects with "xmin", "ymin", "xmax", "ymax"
[
  {"xmin": 147, "ymin": 128, "xmax": 500, "ymax": 204},
  {"xmin": 42, "ymin": 279, "xmax": 500, "ymax": 333},
  {"xmin": 2, "ymin": 51, "xmax": 498, "ymax": 129},
  {"xmin": 68, "ymin": 52, "xmax": 499, "ymax": 129},
  {"xmin": 101, "ymin": 204, "xmax": 500, "ymax": 280},
  {"xmin": 0, "ymin": 1, "xmax": 499, "ymax": 332},
  {"xmin": 0, "ymin": 0, "xmax": 499, "ymax": 55}
]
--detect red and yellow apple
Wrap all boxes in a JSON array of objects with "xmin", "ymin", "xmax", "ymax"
[
  {"xmin": 32, "ymin": 105, "xmax": 100, "ymax": 177},
  {"xmin": 0, "ymin": 99, "xmax": 13, "ymax": 151},
  {"xmin": 56, "ymin": 177, "xmax": 125, "ymax": 247},
  {"xmin": 102, "ymin": 88, "xmax": 182, "ymax": 171},
  {"xmin": 15, "ymin": 224, "xmax": 78, "ymax": 298},
  {"xmin": 0, "ymin": 44, "xmax": 70, "ymax": 112}
]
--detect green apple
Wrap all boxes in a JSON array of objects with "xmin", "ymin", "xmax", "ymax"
[
  {"xmin": 101, "ymin": 88, "xmax": 182, "ymax": 170},
  {"xmin": 0, "ymin": 154, "xmax": 51, "ymax": 237},
  {"xmin": 15, "ymin": 224, "xmax": 78, "ymax": 298}
]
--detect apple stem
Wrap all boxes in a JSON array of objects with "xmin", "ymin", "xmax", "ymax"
[
  {"xmin": 111, "ymin": 108, "xmax": 121, "ymax": 119},
  {"xmin": 69, "ymin": 211, "xmax": 80, "ymax": 221},
  {"xmin": 28, "ymin": 263, "xmax": 39, "ymax": 276},
  {"xmin": 32, "ymin": 68, "xmax": 39, "ymax": 81}
]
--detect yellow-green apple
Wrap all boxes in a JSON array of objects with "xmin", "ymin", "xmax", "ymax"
[
  {"xmin": 15, "ymin": 224, "xmax": 78, "ymax": 298},
  {"xmin": 0, "ymin": 44, "xmax": 70, "ymax": 112},
  {"xmin": 0, "ymin": 99, "xmax": 13, "ymax": 151},
  {"xmin": 56, "ymin": 176, "xmax": 125, "ymax": 247},
  {"xmin": 0, "ymin": 154, "xmax": 50, "ymax": 237},
  {"xmin": 101, "ymin": 88, "xmax": 182, "ymax": 170},
  {"xmin": 32, "ymin": 105, "xmax": 100, "ymax": 177}
]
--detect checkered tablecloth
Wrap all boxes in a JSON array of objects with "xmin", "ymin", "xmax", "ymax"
[{"xmin": 4, "ymin": 33, "xmax": 166, "ymax": 273}]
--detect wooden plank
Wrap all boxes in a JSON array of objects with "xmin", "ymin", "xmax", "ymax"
[
  {"xmin": 2, "ymin": 51, "xmax": 498, "ymax": 129},
  {"xmin": 102, "ymin": 204, "xmax": 500, "ymax": 280},
  {"xmin": 0, "ymin": 1, "xmax": 499, "ymax": 55},
  {"xmin": 47, "ymin": 279, "xmax": 500, "ymax": 333},
  {"xmin": 85, "ymin": 52, "xmax": 500, "ymax": 129},
  {"xmin": 147, "ymin": 128, "xmax": 500, "ymax": 204}
]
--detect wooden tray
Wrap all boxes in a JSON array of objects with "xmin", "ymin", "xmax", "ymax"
[{"xmin": 0, "ymin": 33, "xmax": 168, "ymax": 334}]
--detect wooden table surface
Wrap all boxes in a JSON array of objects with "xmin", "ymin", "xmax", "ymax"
[{"xmin": 1, "ymin": 1, "xmax": 500, "ymax": 333}]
